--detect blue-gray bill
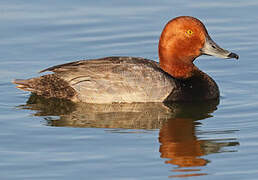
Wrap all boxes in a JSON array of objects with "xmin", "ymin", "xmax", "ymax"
[{"xmin": 201, "ymin": 35, "xmax": 239, "ymax": 60}]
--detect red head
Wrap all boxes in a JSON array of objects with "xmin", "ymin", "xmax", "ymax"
[{"xmin": 158, "ymin": 16, "xmax": 238, "ymax": 79}]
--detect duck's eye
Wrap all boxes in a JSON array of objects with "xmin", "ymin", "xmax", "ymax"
[{"xmin": 186, "ymin": 30, "xmax": 193, "ymax": 36}]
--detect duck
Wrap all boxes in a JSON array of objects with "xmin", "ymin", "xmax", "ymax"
[{"xmin": 13, "ymin": 16, "xmax": 239, "ymax": 103}]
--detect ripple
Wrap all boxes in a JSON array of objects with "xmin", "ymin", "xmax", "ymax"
[{"xmin": 1, "ymin": 0, "xmax": 258, "ymax": 180}]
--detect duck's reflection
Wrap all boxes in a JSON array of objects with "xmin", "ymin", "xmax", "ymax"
[
  {"xmin": 159, "ymin": 118, "xmax": 208, "ymax": 168},
  {"xmin": 20, "ymin": 94, "xmax": 239, "ymax": 177}
]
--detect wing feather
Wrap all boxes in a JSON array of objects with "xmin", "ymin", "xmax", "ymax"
[{"xmin": 39, "ymin": 56, "xmax": 175, "ymax": 103}]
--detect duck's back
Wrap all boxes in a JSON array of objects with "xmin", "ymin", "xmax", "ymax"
[
  {"xmin": 14, "ymin": 56, "xmax": 219, "ymax": 103},
  {"xmin": 19, "ymin": 57, "xmax": 176, "ymax": 103},
  {"xmin": 67, "ymin": 57, "xmax": 177, "ymax": 103}
]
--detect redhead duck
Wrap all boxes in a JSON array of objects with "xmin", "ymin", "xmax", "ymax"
[{"xmin": 13, "ymin": 16, "xmax": 238, "ymax": 103}]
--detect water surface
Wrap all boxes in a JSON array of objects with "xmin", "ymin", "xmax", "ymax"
[{"xmin": 1, "ymin": 0, "xmax": 258, "ymax": 179}]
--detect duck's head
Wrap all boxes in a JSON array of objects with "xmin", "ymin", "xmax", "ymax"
[{"xmin": 159, "ymin": 16, "xmax": 239, "ymax": 79}]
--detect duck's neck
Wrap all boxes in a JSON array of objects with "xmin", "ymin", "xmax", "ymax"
[{"xmin": 159, "ymin": 47, "xmax": 196, "ymax": 79}]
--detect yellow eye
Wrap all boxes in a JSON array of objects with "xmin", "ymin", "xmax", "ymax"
[{"xmin": 186, "ymin": 30, "xmax": 193, "ymax": 36}]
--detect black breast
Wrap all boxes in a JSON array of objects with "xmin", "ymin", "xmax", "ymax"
[{"xmin": 164, "ymin": 70, "xmax": 219, "ymax": 102}]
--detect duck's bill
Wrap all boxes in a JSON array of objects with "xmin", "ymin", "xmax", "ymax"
[{"xmin": 200, "ymin": 35, "xmax": 239, "ymax": 59}]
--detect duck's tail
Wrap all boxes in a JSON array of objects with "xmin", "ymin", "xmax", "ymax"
[
  {"xmin": 13, "ymin": 78, "xmax": 39, "ymax": 92},
  {"xmin": 12, "ymin": 74, "xmax": 76, "ymax": 100}
]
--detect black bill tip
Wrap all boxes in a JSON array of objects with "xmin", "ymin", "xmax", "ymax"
[{"xmin": 228, "ymin": 52, "xmax": 239, "ymax": 59}]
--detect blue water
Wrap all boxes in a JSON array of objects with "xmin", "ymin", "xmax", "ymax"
[{"xmin": 1, "ymin": 0, "xmax": 258, "ymax": 179}]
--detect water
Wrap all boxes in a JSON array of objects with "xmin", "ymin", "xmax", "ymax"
[{"xmin": 1, "ymin": 0, "xmax": 258, "ymax": 179}]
